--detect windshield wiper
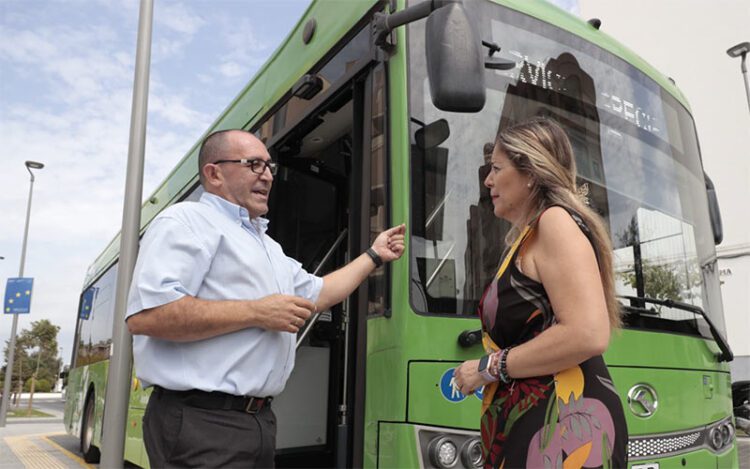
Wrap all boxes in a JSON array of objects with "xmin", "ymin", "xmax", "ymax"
[{"xmin": 618, "ymin": 295, "xmax": 733, "ymax": 362}]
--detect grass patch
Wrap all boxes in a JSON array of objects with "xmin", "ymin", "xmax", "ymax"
[{"xmin": 7, "ymin": 407, "xmax": 53, "ymax": 418}]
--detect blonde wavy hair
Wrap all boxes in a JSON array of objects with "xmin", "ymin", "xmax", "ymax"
[{"xmin": 494, "ymin": 117, "xmax": 621, "ymax": 329}]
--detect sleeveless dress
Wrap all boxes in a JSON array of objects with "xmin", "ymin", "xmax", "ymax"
[{"xmin": 478, "ymin": 209, "xmax": 628, "ymax": 468}]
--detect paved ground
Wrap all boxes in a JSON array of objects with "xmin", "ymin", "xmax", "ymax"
[
  {"xmin": 740, "ymin": 433, "xmax": 750, "ymax": 469},
  {"xmin": 1, "ymin": 393, "xmax": 749, "ymax": 468},
  {"xmin": 0, "ymin": 394, "xmax": 90, "ymax": 469}
]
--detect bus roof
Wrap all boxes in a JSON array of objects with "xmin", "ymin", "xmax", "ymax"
[{"xmin": 83, "ymin": 0, "xmax": 692, "ymax": 287}]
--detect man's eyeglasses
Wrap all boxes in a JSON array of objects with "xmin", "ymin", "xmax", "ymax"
[{"xmin": 214, "ymin": 158, "xmax": 278, "ymax": 176}]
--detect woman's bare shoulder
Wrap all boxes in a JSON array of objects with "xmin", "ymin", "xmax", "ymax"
[{"xmin": 535, "ymin": 206, "xmax": 591, "ymax": 255}]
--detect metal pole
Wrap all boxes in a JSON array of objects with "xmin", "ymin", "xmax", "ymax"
[
  {"xmin": 100, "ymin": 0, "xmax": 152, "ymax": 465},
  {"xmin": 0, "ymin": 169, "xmax": 38, "ymax": 427},
  {"xmin": 740, "ymin": 53, "xmax": 750, "ymax": 114}
]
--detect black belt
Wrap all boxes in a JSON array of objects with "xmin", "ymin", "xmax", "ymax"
[{"xmin": 153, "ymin": 386, "xmax": 272, "ymax": 414}]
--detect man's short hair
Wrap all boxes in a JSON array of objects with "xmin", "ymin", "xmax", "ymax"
[{"xmin": 198, "ymin": 129, "xmax": 243, "ymax": 185}]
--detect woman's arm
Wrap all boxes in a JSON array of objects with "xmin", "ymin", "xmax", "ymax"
[
  {"xmin": 505, "ymin": 206, "xmax": 611, "ymax": 378},
  {"xmin": 453, "ymin": 207, "xmax": 611, "ymax": 395}
]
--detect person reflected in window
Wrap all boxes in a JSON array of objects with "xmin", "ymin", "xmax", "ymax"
[{"xmin": 453, "ymin": 117, "xmax": 628, "ymax": 468}]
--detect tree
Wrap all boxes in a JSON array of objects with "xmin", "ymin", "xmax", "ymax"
[
  {"xmin": 3, "ymin": 320, "xmax": 62, "ymax": 413},
  {"xmin": 19, "ymin": 320, "xmax": 61, "ymax": 384},
  {"xmin": 621, "ymin": 262, "xmax": 682, "ymax": 303},
  {"xmin": 2, "ymin": 335, "xmax": 31, "ymax": 404}
]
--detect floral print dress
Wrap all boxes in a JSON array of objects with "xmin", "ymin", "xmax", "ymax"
[{"xmin": 478, "ymin": 209, "xmax": 628, "ymax": 468}]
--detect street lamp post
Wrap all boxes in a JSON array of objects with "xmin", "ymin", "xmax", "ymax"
[
  {"xmin": 0, "ymin": 160, "xmax": 44, "ymax": 427},
  {"xmin": 727, "ymin": 42, "xmax": 750, "ymax": 113}
]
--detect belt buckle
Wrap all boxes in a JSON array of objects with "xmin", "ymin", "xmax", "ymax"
[{"xmin": 245, "ymin": 397, "xmax": 263, "ymax": 414}]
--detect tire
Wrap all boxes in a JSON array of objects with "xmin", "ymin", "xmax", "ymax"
[{"xmin": 80, "ymin": 394, "xmax": 101, "ymax": 463}]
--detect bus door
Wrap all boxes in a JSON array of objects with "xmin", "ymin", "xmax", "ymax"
[{"xmin": 263, "ymin": 63, "xmax": 379, "ymax": 466}]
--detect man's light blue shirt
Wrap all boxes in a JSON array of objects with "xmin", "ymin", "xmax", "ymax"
[{"xmin": 126, "ymin": 192, "xmax": 323, "ymax": 397}]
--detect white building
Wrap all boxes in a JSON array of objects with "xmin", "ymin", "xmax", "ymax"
[{"xmin": 577, "ymin": 0, "xmax": 750, "ymax": 380}]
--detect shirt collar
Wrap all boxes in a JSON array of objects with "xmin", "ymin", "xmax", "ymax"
[{"xmin": 200, "ymin": 192, "xmax": 269, "ymax": 233}]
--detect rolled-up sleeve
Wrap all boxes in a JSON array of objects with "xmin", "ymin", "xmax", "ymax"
[
  {"xmin": 287, "ymin": 257, "xmax": 323, "ymax": 303},
  {"xmin": 126, "ymin": 216, "xmax": 212, "ymax": 318}
]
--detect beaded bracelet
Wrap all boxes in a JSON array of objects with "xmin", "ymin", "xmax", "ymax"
[
  {"xmin": 490, "ymin": 350, "xmax": 501, "ymax": 379},
  {"xmin": 498, "ymin": 346, "xmax": 514, "ymax": 384}
]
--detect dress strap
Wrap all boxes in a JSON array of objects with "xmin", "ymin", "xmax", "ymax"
[{"xmin": 494, "ymin": 225, "xmax": 532, "ymax": 280}]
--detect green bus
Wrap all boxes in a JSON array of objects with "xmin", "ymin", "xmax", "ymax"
[{"xmin": 64, "ymin": 0, "xmax": 739, "ymax": 467}]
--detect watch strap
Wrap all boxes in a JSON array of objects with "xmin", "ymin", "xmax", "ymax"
[
  {"xmin": 477, "ymin": 355, "xmax": 496, "ymax": 382},
  {"xmin": 366, "ymin": 248, "xmax": 383, "ymax": 267}
]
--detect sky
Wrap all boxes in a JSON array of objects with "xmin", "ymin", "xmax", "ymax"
[
  {"xmin": 0, "ymin": 0, "xmax": 579, "ymax": 368},
  {"xmin": 0, "ymin": 0, "xmax": 314, "ymax": 366}
]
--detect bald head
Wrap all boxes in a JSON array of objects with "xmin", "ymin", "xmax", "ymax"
[{"xmin": 198, "ymin": 129, "xmax": 262, "ymax": 186}]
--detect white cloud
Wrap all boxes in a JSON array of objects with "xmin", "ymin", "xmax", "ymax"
[
  {"xmin": 155, "ymin": 2, "xmax": 205, "ymax": 36},
  {"xmin": 218, "ymin": 61, "xmax": 245, "ymax": 78}
]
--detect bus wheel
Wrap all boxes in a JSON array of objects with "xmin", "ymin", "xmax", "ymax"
[{"xmin": 81, "ymin": 394, "xmax": 101, "ymax": 463}]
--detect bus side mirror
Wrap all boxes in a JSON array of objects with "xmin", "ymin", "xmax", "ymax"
[
  {"xmin": 425, "ymin": 2, "xmax": 486, "ymax": 112},
  {"xmin": 704, "ymin": 172, "xmax": 723, "ymax": 245},
  {"xmin": 415, "ymin": 119, "xmax": 450, "ymax": 150}
]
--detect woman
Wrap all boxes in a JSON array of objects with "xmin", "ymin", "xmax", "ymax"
[{"xmin": 453, "ymin": 118, "xmax": 628, "ymax": 468}]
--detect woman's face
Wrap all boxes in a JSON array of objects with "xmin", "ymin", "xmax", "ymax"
[{"xmin": 483, "ymin": 146, "xmax": 533, "ymax": 224}]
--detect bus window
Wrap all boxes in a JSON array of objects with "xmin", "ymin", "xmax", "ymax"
[
  {"xmin": 406, "ymin": 0, "xmax": 724, "ymax": 338},
  {"xmin": 74, "ymin": 264, "xmax": 117, "ymax": 367}
]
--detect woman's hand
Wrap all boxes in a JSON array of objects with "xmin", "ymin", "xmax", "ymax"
[{"xmin": 453, "ymin": 358, "xmax": 490, "ymax": 395}]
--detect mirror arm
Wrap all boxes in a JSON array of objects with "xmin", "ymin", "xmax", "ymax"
[{"xmin": 373, "ymin": 0, "xmax": 460, "ymax": 48}]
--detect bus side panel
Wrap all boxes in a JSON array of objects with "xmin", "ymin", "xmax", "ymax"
[
  {"xmin": 64, "ymin": 361, "xmax": 109, "ymax": 448},
  {"xmin": 124, "ymin": 375, "xmax": 152, "ymax": 468},
  {"xmin": 89, "ymin": 360, "xmax": 109, "ymax": 450},
  {"xmin": 63, "ymin": 365, "xmax": 88, "ymax": 437},
  {"xmin": 364, "ymin": 346, "xmax": 409, "ymax": 468},
  {"xmin": 377, "ymin": 422, "xmax": 422, "ymax": 468},
  {"xmin": 407, "ymin": 361, "xmax": 480, "ymax": 429}
]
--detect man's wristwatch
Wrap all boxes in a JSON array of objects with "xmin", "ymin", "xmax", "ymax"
[
  {"xmin": 366, "ymin": 248, "xmax": 383, "ymax": 267},
  {"xmin": 477, "ymin": 355, "xmax": 496, "ymax": 382}
]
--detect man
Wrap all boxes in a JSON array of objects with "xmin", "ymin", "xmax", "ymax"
[{"xmin": 126, "ymin": 129, "xmax": 405, "ymax": 468}]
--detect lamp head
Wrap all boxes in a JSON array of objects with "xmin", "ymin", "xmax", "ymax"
[
  {"xmin": 727, "ymin": 42, "xmax": 750, "ymax": 58},
  {"xmin": 25, "ymin": 160, "xmax": 44, "ymax": 170}
]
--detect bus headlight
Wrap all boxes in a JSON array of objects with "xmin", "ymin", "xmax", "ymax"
[
  {"xmin": 708, "ymin": 419, "xmax": 735, "ymax": 451},
  {"xmin": 428, "ymin": 436, "xmax": 458, "ymax": 468},
  {"xmin": 708, "ymin": 426, "xmax": 723, "ymax": 450},
  {"xmin": 720, "ymin": 422, "xmax": 734, "ymax": 446},
  {"xmin": 460, "ymin": 438, "xmax": 483, "ymax": 468}
]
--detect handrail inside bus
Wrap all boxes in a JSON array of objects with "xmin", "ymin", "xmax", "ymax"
[
  {"xmin": 426, "ymin": 241, "xmax": 455, "ymax": 289},
  {"xmin": 296, "ymin": 228, "xmax": 349, "ymax": 349},
  {"xmin": 425, "ymin": 188, "xmax": 452, "ymax": 230}
]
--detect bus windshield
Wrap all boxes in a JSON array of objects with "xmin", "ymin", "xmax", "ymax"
[{"xmin": 407, "ymin": 0, "xmax": 725, "ymax": 340}]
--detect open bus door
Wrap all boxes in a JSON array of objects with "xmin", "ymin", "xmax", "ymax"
[{"xmin": 262, "ymin": 63, "xmax": 379, "ymax": 467}]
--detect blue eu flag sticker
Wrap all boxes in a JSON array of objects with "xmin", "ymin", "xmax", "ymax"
[
  {"xmin": 4, "ymin": 278, "xmax": 34, "ymax": 314},
  {"xmin": 80, "ymin": 287, "xmax": 97, "ymax": 319}
]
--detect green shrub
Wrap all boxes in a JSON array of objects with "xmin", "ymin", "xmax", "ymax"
[{"xmin": 23, "ymin": 378, "xmax": 52, "ymax": 392}]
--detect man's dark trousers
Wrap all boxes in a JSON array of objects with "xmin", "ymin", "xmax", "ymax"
[{"xmin": 143, "ymin": 387, "xmax": 276, "ymax": 468}]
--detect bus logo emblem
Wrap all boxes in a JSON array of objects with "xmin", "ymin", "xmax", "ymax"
[{"xmin": 627, "ymin": 383, "xmax": 658, "ymax": 417}]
